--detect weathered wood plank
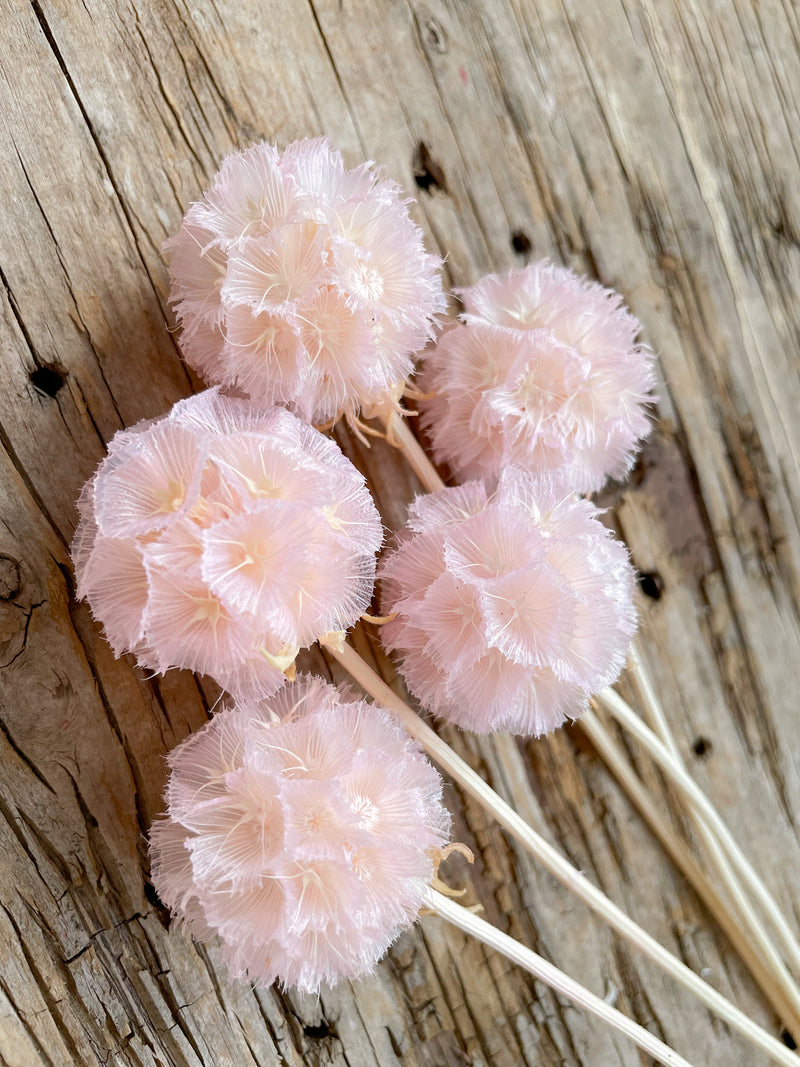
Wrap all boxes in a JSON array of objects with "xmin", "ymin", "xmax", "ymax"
[{"xmin": 1, "ymin": 0, "xmax": 799, "ymax": 1064}]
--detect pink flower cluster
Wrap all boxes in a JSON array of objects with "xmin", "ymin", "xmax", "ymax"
[
  {"xmin": 419, "ymin": 262, "xmax": 655, "ymax": 492},
  {"xmin": 73, "ymin": 134, "xmax": 660, "ymax": 996},
  {"xmin": 149, "ymin": 675, "xmax": 450, "ymax": 992},
  {"xmin": 72, "ymin": 390, "xmax": 382, "ymax": 700},
  {"xmin": 165, "ymin": 138, "xmax": 445, "ymax": 424},
  {"xmin": 379, "ymin": 470, "xmax": 637, "ymax": 735}
]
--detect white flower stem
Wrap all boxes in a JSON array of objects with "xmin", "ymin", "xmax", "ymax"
[
  {"xmin": 426, "ymin": 888, "xmax": 696, "ymax": 1067},
  {"xmin": 322, "ymin": 638, "xmax": 798, "ymax": 1065},
  {"xmin": 597, "ymin": 684, "xmax": 800, "ymax": 984},
  {"xmin": 626, "ymin": 641, "xmax": 800, "ymax": 1024},
  {"xmin": 581, "ymin": 706, "xmax": 800, "ymax": 1036},
  {"xmin": 377, "ymin": 410, "xmax": 445, "ymax": 494}
]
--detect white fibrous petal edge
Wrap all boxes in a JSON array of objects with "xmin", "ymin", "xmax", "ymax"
[
  {"xmin": 419, "ymin": 261, "xmax": 656, "ymax": 493},
  {"xmin": 71, "ymin": 391, "xmax": 382, "ymax": 701},
  {"xmin": 148, "ymin": 676, "xmax": 450, "ymax": 992},
  {"xmin": 165, "ymin": 138, "xmax": 445, "ymax": 423},
  {"xmin": 380, "ymin": 471, "xmax": 637, "ymax": 736}
]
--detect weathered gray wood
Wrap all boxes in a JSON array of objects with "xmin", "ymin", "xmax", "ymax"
[{"xmin": 1, "ymin": 0, "xmax": 799, "ymax": 1063}]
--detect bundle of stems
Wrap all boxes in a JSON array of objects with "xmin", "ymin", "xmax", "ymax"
[
  {"xmin": 320, "ymin": 632, "xmax": 797, "ymax": 1065},
  {"xmin": 345, "ymin": 404, "xmax": 800, "ymax": 1062}
]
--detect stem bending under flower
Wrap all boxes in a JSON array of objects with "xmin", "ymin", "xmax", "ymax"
[
  {"xmin": 426, "ymin": 888, "xmax": 695, "ymax": 1067},
  {"xmin": 321, "ymin": 636, "xmax": 798, "ymax": 1066}
]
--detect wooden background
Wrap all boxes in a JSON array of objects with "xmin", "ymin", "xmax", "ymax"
[{"xmin": 1, "ymin": 1, "xmax": 799, "ymax": 1064}]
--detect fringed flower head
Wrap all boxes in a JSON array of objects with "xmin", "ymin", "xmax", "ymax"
[
  {"xmin": 379, "ymin": 470, "xmax": 637, "ymax": 735},
  {"xmin": 419, "ymin": 261, "xmax": 656, "ymax": 492},
  {"xmin": 149, "ymin": 674, "xmax": 450, "ymax": 992},
  {"xmin": 165, "ymin": 138, "xmax": 445, "ymax": 427},
  {"xmin": 71, "ymin": 390, "xmax": 383, "ymax": 700}
]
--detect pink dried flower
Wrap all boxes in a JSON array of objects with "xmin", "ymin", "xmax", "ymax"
[
  {"xmin": 149, "ymin": 674, "xmax": 450, "ymax": 992},
  {"xmin": 72, "ymin": 390, "xmax": 382, "ymax": 700},
  {"xmin": 419, "ymin": 261, "xmax": 656, "ymax": 492},
  {"xmin": 379, "ymin": 470, "xmax": 637, "ymax": 735},
  {"xmin": 165, "ymin": 138, "xmax": 445, "ymax": 425}
]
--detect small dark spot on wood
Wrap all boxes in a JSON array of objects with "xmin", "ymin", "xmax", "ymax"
[
  {"xmin": 30, "ymin": 364, "xmax": 66, "ymax": 397},
  {"xmin": 769, "ymin": 206, "xmax": 799, "ymax": 245},
  {"xmin": 387, "ymin": 1027, "xmax": 403, "ymax": 1056},
  {"xmin": 692, "ymin": 736, "xmax": 712, "ymax": 758},
  {"xmin": 422, "ymin": 17, "xmax": 447, "ymax": 54},
  {"xmin": 511, "ymin": 230, "xmax": 531, "ymax": 255},
  {"xmin": 639, "ymin": 571, "xmax": 664, "ymax": 600},
  {"xmin": 303, "ymin": 1022, "xmax": 333, "ymax": 1040},
  {"xmin": 567, "ymin": 719, "xmax": 599, "ymax": 758},
  {"xmin": 413, "ymin": 142, "xmax": 447, "ymax": 195},
  {"xmin": 782, "ymin": 1030, "xmax": 798, "ymax": 1050},
  {"xmin": 0, "ymin": 557, "xmax": 21, "ymax": 600}
]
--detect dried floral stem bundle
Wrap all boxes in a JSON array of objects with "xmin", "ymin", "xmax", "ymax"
[
  {"xmin": 596, "ymin": 686, "xmax": 800, "ymax": 985},
  {"xmin": 580, "ymin": 706, "xmax": 800, "ymax": 1037},
  {"xmin": 322, "ymin": 637, "xmax": 797, "ymax": 1064},
  {"xmin": 367, "ymin": 246, "xmax": 800, "ymax": 1035},
  {"xmin": 625, "ymin": 642, "xmax": 800, "ymax": 996},
  {"xmin": 382, "ymin": 414, "xmax": 800, "ymax": 1036},
  {"xmin": 149, "ymin": 665, "xmax": 706, "ymax": 1064}
]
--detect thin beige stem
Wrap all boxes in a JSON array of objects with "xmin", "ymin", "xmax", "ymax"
[
  {"xmin": 320, "ymin": 637, "xmax": 798, "ymax": 1065},
  {"xmin": 597, "ymin": 685, "xmax": 800, "ymax": 982},
  {"xmin": 627, "ymin": 640, "xmax": 800, "ymax": 1028},
  {"xmin": 376, "ymin": 410, "xmax": 445, "ymax": 494},
  {"xmin": 426, "ymin": 888, "xmax": 696, "ymax": 1067},
  {"xmin": 627, "ymin": 641, "xmax": 682, "ymax": 761},
  {"xmin": 582, "ymin": 706, "xmax": 800, "ymax": 1037}
]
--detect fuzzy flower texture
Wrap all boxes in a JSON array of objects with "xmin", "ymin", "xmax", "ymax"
[
  {"xmin": 420, "ymin": 261, "xmax": 656, "ymax": 493},
  {"xmin": 166, "ymin": 138, "xmax": 445, "ymax": 425},
  {"xmin": 72, "ymin": 390, "xmax": 382, "ymax": 700},
  {"xmin": 380, "ymin": 470, "xmax": 637, "ymax": 736},
  {"xmin": 150, "ymin": 675, "xmax": 450, "ymax": 992}
]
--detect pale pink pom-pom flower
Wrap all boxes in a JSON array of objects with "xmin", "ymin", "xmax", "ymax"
[
  {"xmin": 165, "ymin": 138, "xmax": 445, "ymax": 425},
  {"xmin": 72, "ymin": 390, "xmax": 383, "ymax": 700},
  {"xmin": 419, "ymin": 261, "xmax": 656, "ymax": 492},
  {"xmin": 379, "ymin": 470, "xmax": 637, "ymax": 736},
  {"xmin": 149, "ymin": 674, "xmax": 451, "ymax": 992}
]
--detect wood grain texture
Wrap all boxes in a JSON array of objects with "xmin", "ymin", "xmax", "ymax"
[{"xmin": 1, "ymin": 1, "xmax": 798, "ymax": 1064}]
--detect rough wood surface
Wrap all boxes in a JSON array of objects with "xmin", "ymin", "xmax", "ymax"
[{"xmin": 1, "ymin": 1, "xmax": 799, "ymax": 1064}]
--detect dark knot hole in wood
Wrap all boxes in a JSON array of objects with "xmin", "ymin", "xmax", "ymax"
[
  {"xmin": 30, "ymin": 364, "xmax": 66, "ymax": 397},
  {"xmin": 511, "ymin": 229, "xmax": 532, "ymax": 255},
  {"xmin": 639, "ymin": 571, "xmax": 664, "ymax": 600}
]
